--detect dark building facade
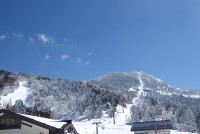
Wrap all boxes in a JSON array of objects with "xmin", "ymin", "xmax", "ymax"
[
  {"xmin": 0, "ymin": 109, "xmax": 78, "ymax": 134},
  {"xmin": 131, "ymin": 120, "xmax": 173, "ymax": 134}
]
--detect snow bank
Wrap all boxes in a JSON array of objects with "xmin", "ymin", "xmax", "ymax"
[{"xmin": 170, "ymin": 130, "xmax": 196, "ymax": 134}]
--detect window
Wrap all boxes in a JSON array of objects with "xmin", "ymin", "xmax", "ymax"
[
  {"xmin": 5, "ymin": 118, "xmax": 11, "ymax": 127},
  {"xmin": 67, "ymin": 127, "xmax": 74, "ymax": 133},
  {"xmin": 10, "ymin": 118, "xmax": 15, "ymax": 126},
  {"xmin": 0, "ymin": 118, "xmax": 5, "ymax": 128},
  {"xmin": 0, "ymin": 117, "xmax": 21, "ymax": 130}
]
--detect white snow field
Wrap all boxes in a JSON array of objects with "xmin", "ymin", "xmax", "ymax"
[
  {"xmin": 73, "ymin": 105, "xmax": 196, "ymax": 134},
  {"xmin": 74, "ymin": 122, "xmax": 195, "ymax": 134},
  {"xmin": 132, "ymin": 72, "xmax": 146, "ymax": 105},
  {"xmin": 0, "ymin": 81, "xmax": 30, "ymax": 105}
]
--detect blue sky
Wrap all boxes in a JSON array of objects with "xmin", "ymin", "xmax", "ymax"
[{"xmin": 0, "ymin": 0, "xmax": 200, "ymax": 89}]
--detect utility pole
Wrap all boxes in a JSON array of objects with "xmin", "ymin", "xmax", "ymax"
[
  {"xmin": 92, "ymin": 122, "xmax": 101, "ymax": 134},
  {"xmin": 154, "ymin": 120, "xmax": 157, "ymax": 134},
  {"xmin": 122, "ymin": 106, "xmax": 124, "ymax": 113},
  {"xmin": 112, "ymin": 111, "xmax": 115, "ymax": 124}
]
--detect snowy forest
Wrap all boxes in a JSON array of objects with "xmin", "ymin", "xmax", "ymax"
[{"xmin": 1, "ymin": 70, "xmax": 200, "ymax": 133}]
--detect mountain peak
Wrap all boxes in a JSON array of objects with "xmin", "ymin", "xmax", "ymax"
[{"xmin": 93, "ymin": 71, "xmax": 164, "ymax": 85}]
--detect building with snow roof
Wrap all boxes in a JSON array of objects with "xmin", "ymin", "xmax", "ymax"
[
  {"xmin": 131, "ymin": 120, "xmax": 173, "ymax": 134},
  {"xmin": 0, "ymin": 109, "xmax": 78, "ymax": 134}
]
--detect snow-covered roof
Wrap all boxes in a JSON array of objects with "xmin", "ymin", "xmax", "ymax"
[{"xmin": 20, "ymin": 114, "xmax": 67, "ymax": 129}]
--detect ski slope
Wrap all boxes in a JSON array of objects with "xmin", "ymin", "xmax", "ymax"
[
  {"xmin": 132, "ymin": 72, "xmax": 145, "ymax": 105},
  {"xmin": 0, "ymin": 81, "xmax": 30, "ymax": 105}
]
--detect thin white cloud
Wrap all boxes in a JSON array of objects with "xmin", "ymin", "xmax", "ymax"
[
  {"xmin": 12, "ymin": 33, "xmax": 24, "ymax": 38},
  {"xmin": 44, "ymin": 54, "xmax": 50, "ymax": 61},
  {"xmin": 84, "ymin": 62, "xmax": 90, "ymax": 66},
  {"xmin": 37, "ymin": 34, "xmax": 54, "ymax": 43},
  {"xmin": 55, "ymin": 71, "xmax": 61, "ymax": 77},
  {"xmin": 88, "ymin": 51, "xmax": 94, "ymax": 56},
  {"xmin": 0, "ymin": 35, "xmax": 7, "ymax": 40},
  {"xmin": 61, "ymin": 54, "xmax": 69, "ymax": 61},
  {"xmin": 76, "ymin": 58, "xmax": 82, "ymax": 63},
  {"xmin": 64, "ymin": 38, "xmax": 68, "ymax": 42},
  {"xmin": 28, "ymin": 37, "xmax": 35, "ymax": 42}
]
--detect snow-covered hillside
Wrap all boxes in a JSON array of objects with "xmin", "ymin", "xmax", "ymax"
[
  {"xmin": 0, "ymin": 81, "xmax": 30, "ymax": 105},
  {"xmin": 73, "ymin": 105, "xmax": 195, "ymax": 134},
  {"xmin": 75, "ymin": 105, "xmax": 195, "ymax": 134},
  {"xmin": 90, "ymin": 71, "xmax": 200, "ymax": 100},
  {"xmin": 1, "ymin": 70, "xmax": 200, "ymax": 133},
  {"xmin": 132, "ymin": 72, "xmax": 146, "ymax": 105}
]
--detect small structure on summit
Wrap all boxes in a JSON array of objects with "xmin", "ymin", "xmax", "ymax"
[{"xmin": 131, "ymin": 120, "xmax": 173, "ymax": 134}]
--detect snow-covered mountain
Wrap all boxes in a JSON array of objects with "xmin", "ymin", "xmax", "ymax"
[
  {"xmin": 89, "ymin": 72, "xmax": 200, "ymax": 133},
  {"xmin": 89, "ymin": 71, "xmax": 200, "ymax": 101},
  {"xmin": 0, "ymin": 70, "xmax": 200, "ymax": 133},
  {"xmin": 0, "ymin": 70, "xmax": 124, "ymax": 120}
]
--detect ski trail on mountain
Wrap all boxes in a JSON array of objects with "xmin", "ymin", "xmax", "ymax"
[
  {"xmin": 0, "ymin": 81, "xmax": 30, "ymax": 105},
  {"xmin": 132, "ymin": 72, "xmax": 145, "ymax": 105}
]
